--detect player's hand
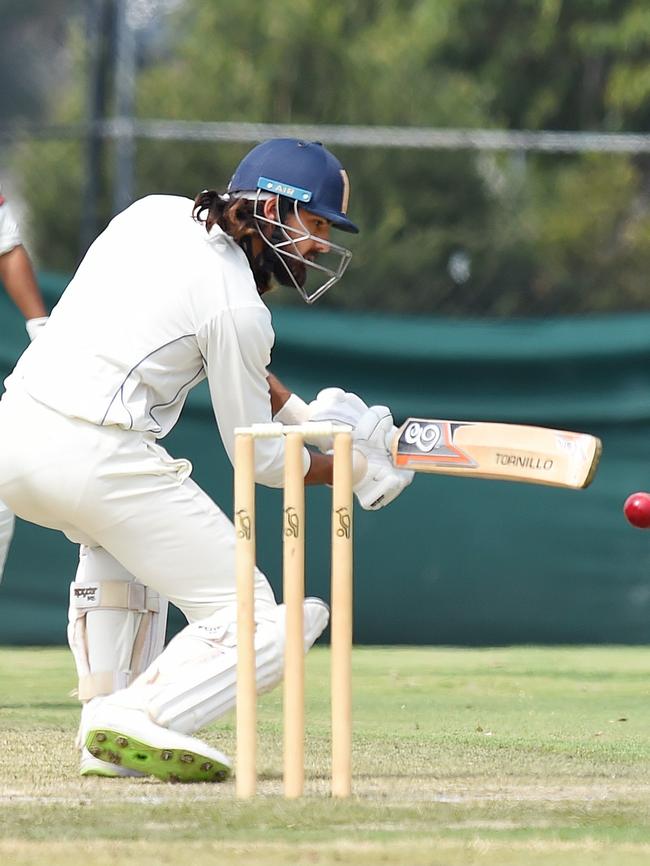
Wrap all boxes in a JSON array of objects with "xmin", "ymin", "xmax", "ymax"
[
  {"xmin": 309, "ymin": 387, "xmax": 368, "ymax": 426},
  {"xmin": 304, "ymin": 387, "xmax": 369, "ymax": 451},
  {"xmin": 351, "ymin": 406, "xmax": 414, "ymax": 510}
]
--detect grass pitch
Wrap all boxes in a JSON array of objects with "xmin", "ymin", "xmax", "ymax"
[{"xmin": 2, "ymin": 645, "xmax": 650, "ymax": 865}]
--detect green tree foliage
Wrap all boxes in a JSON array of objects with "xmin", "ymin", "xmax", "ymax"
[
  {"xmin": 13, "ymin": 0, "xmax": 650, "ymax": 316},
  {"xmin": 0, "ymin": 0, "xmax": 80, "ymax": 121}
]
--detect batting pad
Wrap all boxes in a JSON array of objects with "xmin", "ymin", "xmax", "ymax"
[
  {"xmin": 118, "ymin": 599, "xmax": 329, "ymax": 735},
  {"xmin": 68, "ymin": 546, "xmax": 168, "ymax": 701},
  {"xmin": 142, "ymin": 606, "xmax": 283, "ymax": 733}
]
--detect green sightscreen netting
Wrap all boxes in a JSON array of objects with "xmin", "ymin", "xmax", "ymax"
[{"xmin": 1, "ymin": 272, "xmax": 650, "ymax": 645}]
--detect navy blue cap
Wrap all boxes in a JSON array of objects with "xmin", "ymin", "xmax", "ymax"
[{"xmin": 227, "ymin": 139, "xmax": 358, "ymax": 234}]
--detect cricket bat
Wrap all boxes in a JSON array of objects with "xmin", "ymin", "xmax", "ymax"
[{"xmin": 390, "ymin": 418, "xmax": 602, "ymax": 489}]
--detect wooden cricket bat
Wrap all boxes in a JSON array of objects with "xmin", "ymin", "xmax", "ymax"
[{"xmin": 390, "ymin": 418, "xmax": 602, "ymax": 488}]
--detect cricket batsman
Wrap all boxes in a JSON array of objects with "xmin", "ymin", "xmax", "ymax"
[
  {"xmin": 0, "ymin": 140, "xmax": 413, "ymax": 781},
  {"xmin": 0, "ymin": 192, "xmax": 49, "ymax": 581}
]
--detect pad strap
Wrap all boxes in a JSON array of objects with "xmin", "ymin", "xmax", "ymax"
[
  {"xmin": 78, "ymin": 671, "xmax": 129, "ymax": 701},
  {"xmin": 69, "ymin": 580, "xmax": 161, "ymax": 613}
]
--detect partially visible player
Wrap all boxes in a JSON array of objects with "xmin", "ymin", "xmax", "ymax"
[
  {"xmin": 0, "ymin": 140, "xmax": 413, "ymax": 782},
  {"xmin": 0, "ymin": 195, "xmax": 168, "ymax": 780},
  {"xmin": 0, "ymin": 193, "xmax": 48, "ymax": 580}
]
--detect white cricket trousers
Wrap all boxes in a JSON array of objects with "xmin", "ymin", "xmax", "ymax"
[{"xmin": 0, "ymin": 387, "xmax": 277, "ymax": 623}]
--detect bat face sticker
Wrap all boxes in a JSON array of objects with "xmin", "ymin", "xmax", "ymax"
[
  {"xmin": 395, "ymin": 420, "xmax": 477, "ymax": 467},
  {"xmin": 390, "ymin": 418, "xmax": 601, "ymax": 488}
]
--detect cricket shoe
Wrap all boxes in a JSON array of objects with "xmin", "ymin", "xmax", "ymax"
[
  {"xmin": 84, "ymin": 703, "xmax": 232, "ymax": 783},
  {"xmin": 78, "ymin": 697, "xmax": 145, "ymax": 778},
  {"xmin": 80, "ymin": 746, "xmax": 145, "ymax": 778}
]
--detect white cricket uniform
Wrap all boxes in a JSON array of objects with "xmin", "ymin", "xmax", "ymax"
[
  {"xmin": 0, "ymin": 196, "xmax": 22, "ymax": 577},
  {"xmin": 0, "ymin": 195, "xmax": 311, "ymax": 623},
  {"xmin": 0, "ymin": 195, "xmax": 22, "ymax": 255}
]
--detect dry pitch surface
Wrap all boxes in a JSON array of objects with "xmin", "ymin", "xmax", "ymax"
[{"xmin": 2, "ymin": 645, "xmax": 650, "ymax": 865}]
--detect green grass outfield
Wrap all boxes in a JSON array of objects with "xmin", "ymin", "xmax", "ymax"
[{"xmin": 2, "ymin": 645, "xmax": 650, "ymax": 865}]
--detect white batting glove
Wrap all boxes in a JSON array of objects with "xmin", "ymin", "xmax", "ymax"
[
  {"xmin": 304, "ymin": 387, "xmax": 369, "ymax": 451},
  {"xmin": 309, "ymin": 387, "xmax": 368, "ymax": 426},
  {"xmin": 25, "ymin": 316, "xmax": 49, "ymax": 341},
  {"xmin": 311, "ymin": 391, "xmax": 402, "ymax": 461},
  {"xmin": 352, "ymin": 406, "xmax": 414, "ymax": 511},
  {"xmin": 273, "ymin": 388, "xmax": 368, "ymax": 440}
]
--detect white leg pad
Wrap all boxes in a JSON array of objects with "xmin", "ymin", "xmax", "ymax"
[
  {"xmin": 0, "ymin": 499, "xmax": 15, "ymax": 580},
  {"xmin": 113, "ymin": 598, "xmax": 330, "ymax": 735},
  {"xmin": 131, "ymin": 604, "xmax": 282, "ymax": 734},
  {"xmin": 68, "ymin": 545, "xmax": 168, "ymax": 702}
]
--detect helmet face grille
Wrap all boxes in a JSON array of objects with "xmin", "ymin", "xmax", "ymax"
[{"xmin": 252, "ymin": 193, "xmax": 353, "ymax": 304}]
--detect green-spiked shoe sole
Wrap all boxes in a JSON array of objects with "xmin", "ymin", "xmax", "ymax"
[{"xmin": 85, "ymin": 729, "xmax": 231, "ymax": 783}]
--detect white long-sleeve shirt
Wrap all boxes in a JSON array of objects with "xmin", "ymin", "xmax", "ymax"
[
  {"xmin": 6, "ymin": 195, "xmax": 309, "ymax": 486},
  {"xmin": 0, "ymin": 196, "xmax": 22, "ymax": 255}
]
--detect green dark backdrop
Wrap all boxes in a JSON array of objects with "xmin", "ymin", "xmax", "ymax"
[{"xmin": 2, "ymin": 274, "xmax": 650, "ymax": 646}]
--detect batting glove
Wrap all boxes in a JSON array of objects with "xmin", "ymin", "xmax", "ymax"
[
  {"xmin": 352, "ymin": 406, "xmax": 414, "ymax": 510},
  {"xmin": 304, "ymin": 387, "xmax": 369, "ymax": 451}
]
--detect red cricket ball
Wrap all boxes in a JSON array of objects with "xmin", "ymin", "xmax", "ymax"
[{"xmin": 624, "ymin": 492, "xmax": 650, "ymax": 528}]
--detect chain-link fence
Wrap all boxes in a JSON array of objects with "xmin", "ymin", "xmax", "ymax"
[
  {"xmin": 4, "ymin": 122, "xmax": 650, "ymax": 318},
  {"xmin": 3, "ymin": 0, "xmax": 650, "ymax": 317}
]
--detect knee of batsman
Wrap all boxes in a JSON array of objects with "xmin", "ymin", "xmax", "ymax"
[
  {"xmin": 178, "ymin": 603, "xmax": 273, "ymax": 649},
  {"xmin": 177, "ymin": 599, "xmax": 329, "ymax": 654}
]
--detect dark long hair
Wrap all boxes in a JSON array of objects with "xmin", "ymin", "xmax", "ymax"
[{"xmin": 192, "ymin": 191, "xmax": 274, "ymax": 293}]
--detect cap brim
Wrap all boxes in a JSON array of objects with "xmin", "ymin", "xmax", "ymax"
[{"xmin": 320, "ymin": 209, "xmax": 359, "ymax": 234}]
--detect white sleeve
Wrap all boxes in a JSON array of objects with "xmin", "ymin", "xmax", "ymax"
[
  {"xmin": 197, "ymin": 305, "xmax": 311, "ymax": 487},
  {"xmin": 0, "ymin": 200, "xmax": 22, "ymax": 256}
]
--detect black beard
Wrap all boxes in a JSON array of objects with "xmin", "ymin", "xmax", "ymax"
[
  {"xmin": 242, "ymin": 226, "xmax": 308, "ymax": 295},
  {"xmin": 252, "ymin": 231, "xmax": 307, "ymax": 293},
  {"xmin": 269, "ymin": 247, "xmax": 307, "ymax": 289}
]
